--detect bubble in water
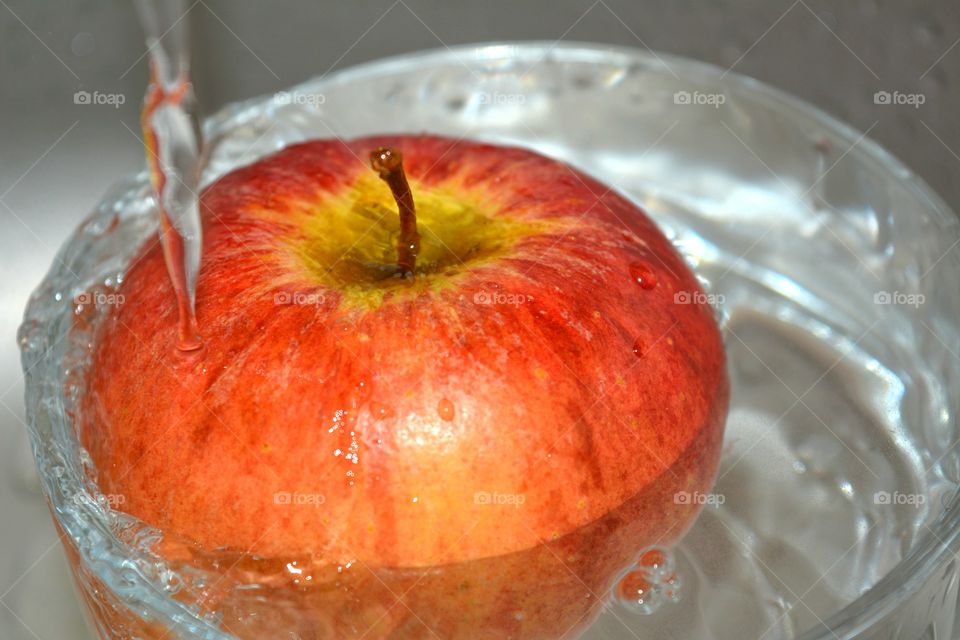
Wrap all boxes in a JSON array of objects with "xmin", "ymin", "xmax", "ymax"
[
  {"xmin": 71, "ymin": 32, "xmax": 96, "ymax": 57},
  {"xmin": 616, "ymin": 570, "xmax": 663, "ymax": 615},
  {"xmin": 437, "ymin": 398, "xmax": 455, "ymax": 421},
  {"xmin": 632, "ymin": 337, "xmax": 644, "ymax": 358},
  {"xmin": 638, "ymin": 547, "xmax": 674, "ymax": 577},
  {"xmin": 17, "ymin": 321, "xmax": 41, "ymax": 353},
  {"xmin": 614, "ymin": 546, "xmax": 680, "ymax": 615},
  {"xmin": 661, "ymin": 571, "xmax": 682, "ymax": 604},
  {"xmin": 629, "ymin": 262, "xmax": 657, "ymax": 290}
]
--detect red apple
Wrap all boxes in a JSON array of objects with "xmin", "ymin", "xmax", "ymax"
[{"xmin": 81, "ymin": 135, "xmax": 728, "ymax": 639}]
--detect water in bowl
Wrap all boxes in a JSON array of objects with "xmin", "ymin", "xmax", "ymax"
[{"xmin": 20, "ymin": 44, "xmax": 960, "ymax": 639}]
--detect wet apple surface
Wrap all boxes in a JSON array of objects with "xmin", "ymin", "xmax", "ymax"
[
  {"xmin": 294, "ymin": 165, "xmax": 548, "ymax": 300},
  {"xmin": 82, "ymin": 134, "xmax": 728, "ymax": 638}
]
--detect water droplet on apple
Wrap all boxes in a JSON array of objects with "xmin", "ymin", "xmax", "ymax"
[
  {"xmin": 371, "ymin": 403, "xmax": 395, "ymax": 420},
  {"xmin": 354, "ymin": 379, "xmax": 372, "ymax": 403},
  {"xmin": 437, "ymin": 398, "xmax": 455, "ymax": 422},
  {"xmin": 172, "ymin": 343, "xmax": 206, "ymax": 364},
  {"xmin": 632, "ymin": 338, "xmax": 644, "ymax": 358},
  {"xmin": 484, "ymin": 281, "xmax": 500, "ymax": 290},
  {"xmin": 629, "ymin": 263, "xmax": 657, "ymax": 290}
]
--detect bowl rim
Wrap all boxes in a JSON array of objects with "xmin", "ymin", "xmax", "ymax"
[
  {"xmin": 229, "ymin": 40, "xmax": 960, "ymax": 636},
  {"xmin": 24, "ymin": 40, "xmax": 960, "ymax": 639}
]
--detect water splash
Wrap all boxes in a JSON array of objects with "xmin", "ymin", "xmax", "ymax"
[{"xmin": 134, "ymin": 0, "xmax": 204, "ymax": 351}]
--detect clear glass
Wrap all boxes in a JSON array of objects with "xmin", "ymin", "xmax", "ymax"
[{"xmin": 19, "ymin": 43, "xmax": 960, "ymax": 639}]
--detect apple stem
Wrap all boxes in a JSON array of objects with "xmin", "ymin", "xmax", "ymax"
[{"xmin": 370, "ymin": 147, "xmax": 419, "ymax": 277}]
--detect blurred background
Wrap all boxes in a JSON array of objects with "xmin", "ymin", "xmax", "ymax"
[{"xmin": 1, "ymin": 1, "xmax": 958, "ymax": 637}]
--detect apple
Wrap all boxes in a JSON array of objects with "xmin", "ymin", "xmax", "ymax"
[{"xmin": 81, "ymin": 135, "xmax": 728, "ymax": 639}]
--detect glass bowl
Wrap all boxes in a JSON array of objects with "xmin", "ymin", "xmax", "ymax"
[{"xmin": 19, "ymin": 42, "xmax": 960, "ymax": 639}]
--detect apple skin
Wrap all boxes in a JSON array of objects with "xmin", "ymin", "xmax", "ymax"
[{"xmin": 81, "ymin": 135, "xmax": 727, "ymax": 638}]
